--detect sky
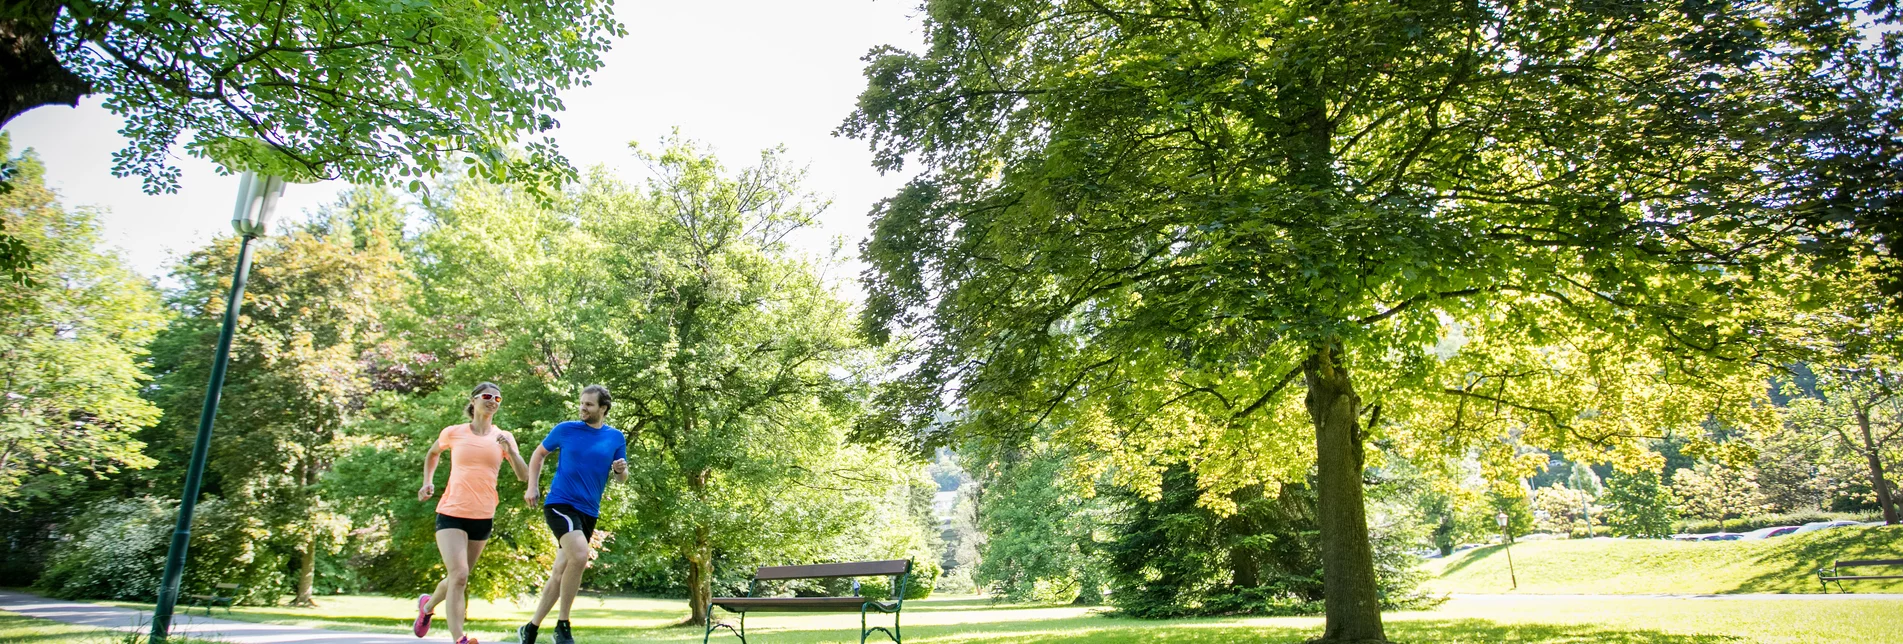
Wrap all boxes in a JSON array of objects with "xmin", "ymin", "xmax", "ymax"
[{"xmin": 0, "ymin": 1, "xmax": 928, "ymax": 294}]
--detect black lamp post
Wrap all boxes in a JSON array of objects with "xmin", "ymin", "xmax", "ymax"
[
  {"xmin": 150, "ymin": 172, "xmax": 285, "ymax": 642},
  {"xmin": 1497, "ymin": 511, "xmax": 1518, "ymax": 591}
]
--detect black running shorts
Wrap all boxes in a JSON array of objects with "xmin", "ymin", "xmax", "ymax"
[
  {"xmin": 434, "ymin": 513, "xmax": 494, "ymax": 541},
  {"xmin": 542, "ymin": 503, "xmax": 597, "ymax": 542}
]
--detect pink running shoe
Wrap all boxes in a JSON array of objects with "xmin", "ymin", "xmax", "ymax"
[
  {"xmin": 412, "ymin": 594, "xmax": 433, "ymax": 637},
  {"xmin": 456, "ymin": 637, "xmax": 477, "ymax": 644}
]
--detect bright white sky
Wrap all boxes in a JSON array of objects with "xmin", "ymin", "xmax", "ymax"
[{"xmin": 1, "ymin": 1, "xmax": 928, "ymax": 294}]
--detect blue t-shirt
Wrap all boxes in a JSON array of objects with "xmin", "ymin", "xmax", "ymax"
[{"xmin": 541, "ymin": 421, "xmax": 626, "ymax": 517}]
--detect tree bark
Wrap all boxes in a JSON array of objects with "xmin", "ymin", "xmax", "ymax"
[
  {"xmin": 0, "ymin": 4, "xmax": 91, "ymax": 128},
  {"xmin": 1853, "ymin": 404, "xmax": 1900, "ymax": 525},
  {"xmin": 684, "ymin": 525, "xmax": 713, "ymax": 626},
  {"xmin": 292, "ymin": 536, "xmax": 317, "ymax": 607},
  {"xmin": 1303, "ymin": 344, "xmax": 1386, "ymax": 643}
]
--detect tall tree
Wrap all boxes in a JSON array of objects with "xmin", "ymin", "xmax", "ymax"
[
  {"xmin": 0, "ymin": 137, "xmax": 163, "ymax": 505},
  {"xmin": 843, "ymin": 1, "xmax": 1859, "ymax": 639},
  {"xmin": 1670, "ymin": 462, "xmax": 1766, "ymax": 533},
  {"xmin": 400, "ymin": 141, "xmax": 922, "ymax": 622},
  {"xmin": 1790, "ymin": 366, "xmax": 1903, "ymax": 524},
  {"xmin": 146, "ymin": 195, "xmax": 409, "ymax": 605}
]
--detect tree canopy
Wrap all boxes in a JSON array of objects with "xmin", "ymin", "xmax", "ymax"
[
  {"xmin": 844, "ymin": 0, "xmax": 1887, "ymax": 639},
  {"xmin": 0, "ymin": 0, "xmax": 623, "ymax": 192}
]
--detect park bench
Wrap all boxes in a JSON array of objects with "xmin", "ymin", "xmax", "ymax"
[
  {"xmin": 185, "ymin": 582, "xmax": 241, "ymax": 616},
  {"xmin": 1817, "ymin": 559, "xmax": 1903, "ymax": 593},
  {"xmin": 704, "ymin": 559, "xmax": 913, "ymax": 644}
]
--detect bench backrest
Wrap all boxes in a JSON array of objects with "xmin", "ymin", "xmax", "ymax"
[
  {"xmin": 1835, "ymin": 559, "xmax": 1903, "ymax": 568},
  {"xmin": 215, "ymin": 583, "xmax": 241, "ymax": 590},
  {"xmin": 754, "ymin": 559, "xmax": 910, "ymax": 580}
]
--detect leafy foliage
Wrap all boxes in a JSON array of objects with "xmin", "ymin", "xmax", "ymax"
[
  {"xmin": 0, "ymin": 139, "xmax": 164, "ymax": 505},
  {"xmin": 842, "ymin": 0, "xmax": 1876, "ymax": 637},
  {"xmin": 971, "ymin": 446, "xmax": 1107, "ymax": 604},
  {"xmin": 1603, "ymin": 470, "xmax": 1678, "ymax": 539},
  {"xmin": 14, "ymin": 0, "xmax": 625, "ymax": 192},
  {"xmin": 1105, "ymin": 466, "xmax": 1428, "ymax": 618}
]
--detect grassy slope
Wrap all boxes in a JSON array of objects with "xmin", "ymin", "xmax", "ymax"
[
  {"xmin": 1424, "ymin": 523, "xmax": 1903, "ymax": 595},
  {"xmin": 85, "ymin": 593, "xmax": 1903, "ymax": 644}
]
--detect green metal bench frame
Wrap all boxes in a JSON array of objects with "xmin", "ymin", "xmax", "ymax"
[
  {"xmin": 184, "ymin": 582, "xmax": 242, "ymax": 616},
  {"xmin": 1817, "ymin": 558, "xmax": 1903, "ymax": 593},
  {"xmin": 704, "ymin": 559, "xmax": 912, "ymax": 644}
]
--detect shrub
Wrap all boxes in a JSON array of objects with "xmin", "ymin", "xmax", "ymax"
[
  {"xmin": 32, "ymin": 496, "xmax": 283, "ymax": 604},
  {"xmin": 1673, "ymin": 510, "xmax": 1880, "ymax": 534}
]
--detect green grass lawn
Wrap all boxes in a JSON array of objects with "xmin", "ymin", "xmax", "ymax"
[
  {"xmin": 1424, "ymin": 523, "xmax": 1903, "ymax": 595},
  {"xmin": 77, "ymin": 592, "xmax": 1903, "ymax": 643},
  {"xmin": 0, "ymin": 611, "xmax": 220, "ymax": 644}
]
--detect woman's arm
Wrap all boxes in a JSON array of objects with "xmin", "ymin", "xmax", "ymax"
[
  {"xmin": 419, "ymin": 438, "xmax": 447, "ymax": 502},
  {"xmin": 498, "ymin": 431, "xmax": 532, "ymax": 483}
]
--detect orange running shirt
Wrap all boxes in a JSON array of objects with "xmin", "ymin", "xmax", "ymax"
[{"xmin": 435, "ymin": 424, "xmax": 508, "ymax": 520}]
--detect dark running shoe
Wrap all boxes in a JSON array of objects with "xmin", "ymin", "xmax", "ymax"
[
  {"xmin": 516, "ymin": 622, "xmax": 539, "ymax": 644},
  {"xmin": 552, "ymin": 619, "xmax": 575, "ymax": 644}
]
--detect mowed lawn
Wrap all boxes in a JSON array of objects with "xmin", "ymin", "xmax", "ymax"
[
  {"xmin": 0, "ymin": 611, "xmax": 221, "ymax": 644},
  {"xmin": 1425, "ymin": 523, "xmax": 1903, "ymax": 595},
  {"xmin": 70, "ymin": 593, "xmax": 1902, "ymax": 643}
]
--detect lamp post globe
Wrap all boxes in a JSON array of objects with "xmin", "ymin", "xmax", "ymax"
[
  {"xmin": 150, "ymin": 171, "xmax": 285, "ymax": 642},
  {"xmin": 231, "ymin": 172, "xmax": 287, "ymax": 237}
]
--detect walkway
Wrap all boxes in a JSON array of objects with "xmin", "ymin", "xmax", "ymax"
[{"xmin": 0, "ymin": 589, "xmax": 417, "ymax": 644}]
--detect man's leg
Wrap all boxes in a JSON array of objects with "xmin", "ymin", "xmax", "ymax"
[
  {"xmin": 554, "ymin": 530, "xmax": 591, "ymax": 622},
  {"xmin": 529, "ymin": 546, "xmax": 569, "ymax": 626}
]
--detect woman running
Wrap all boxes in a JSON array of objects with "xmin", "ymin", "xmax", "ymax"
[{"xmin": 413, "ymin": 382, "xmax": 531, "ymax": 644}]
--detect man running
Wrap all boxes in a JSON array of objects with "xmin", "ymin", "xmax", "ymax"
[{"xmin": 518, "ymin": 385, "xmax": 627, "ymax": 644}]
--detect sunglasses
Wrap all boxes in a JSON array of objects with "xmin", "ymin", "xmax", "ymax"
[{"xmin": 476, "ymin": 393, "xmax": 502, "ymax": 402}]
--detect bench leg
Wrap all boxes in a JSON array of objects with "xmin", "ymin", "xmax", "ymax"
[
  {"xmin": 704, "ymin": 605, "xmax": 746, "ymax": 644},
  {"xmin": 860, "ymin": 607, "xmax": 900, "ymax": 644}
]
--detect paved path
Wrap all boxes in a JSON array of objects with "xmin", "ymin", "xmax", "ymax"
[{"xmin": 0, "ymin": 589, "xmax": 418, "ymax": 644}]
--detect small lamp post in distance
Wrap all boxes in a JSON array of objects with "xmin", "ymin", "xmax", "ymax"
[{"xmin": 1497, "ymin": 511, "xmax": 1518, "ymax": 591}]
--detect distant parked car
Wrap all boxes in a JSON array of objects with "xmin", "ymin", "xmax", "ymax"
[
  {"xmin": 1671, "ymin": 534, "xmax": 1702, "ymax": 541},
  {"xmin": 1699, "ymin": 533, "xmax": 1743, "ymax": 541},
  {"xmin": 1741, "ymin": 526, "xmax": 1801, "ymax": 540},
  {"xmin": 1791, "ymin": 520, "xmax": 1862, "ymax": 535}
]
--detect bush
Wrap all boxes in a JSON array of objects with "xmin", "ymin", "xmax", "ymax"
[
  {"xmin": 32, "ymin": 496, "xmax": 282, "ymax": 604},
  {"xmin": 1104, "ymin": 467, "xmax": 1429, "ymax": 619},
  {"xmin": 1673, "ymin": 510, "xmax": 1880, "ymax": 534}
]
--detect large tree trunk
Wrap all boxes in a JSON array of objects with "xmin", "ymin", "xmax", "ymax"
[
  {"xmin": 684, "ymin": 525, "xmax": 713, "ymax": 627},
  {"xmin": 1303, "ymin": 344, "xmax": 1386, "ymax": 643},
  {"xmin": 0, "ymin": 3, "xmax": 90, "ymax": 128},
  {"xmin": 292, "ymin": 536, "xmax": 317, "ymax": 607},
  {"xmin": 1853, "ymin": 405, "xmax": 1900, "ymax": 525}
]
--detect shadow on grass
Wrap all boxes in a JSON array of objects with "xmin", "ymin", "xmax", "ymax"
[
  {"xmin": 1732, "ymin": 525, "xmax": 1903, "ymax": 593},
  {"xmin": 1433, "ymin": 544, "xmax": 1507, "ymax": 578},
  {"xmin": 672, "ymin": 617, "xmax": 1744, "ymax": 644}
]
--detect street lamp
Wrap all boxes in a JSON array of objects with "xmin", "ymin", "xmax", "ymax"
[
  {"xmin": 1497, "ymin": 511, "xmax": 1518, "ymax": 591},
  {"xmin": 150, "ymin": 172, "xmax": 286, "ymax": 642}
]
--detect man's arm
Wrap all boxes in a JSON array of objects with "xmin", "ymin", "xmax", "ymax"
[
  {"xmin": 611, "ymin": 440, "xmax": 628, "ymax": 483},
  {"xmin": 525, "ymin": 445, "xmax": 550, "ymax": 505}
]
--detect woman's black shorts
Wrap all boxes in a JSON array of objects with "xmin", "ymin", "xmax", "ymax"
[
  {"xmin": 542, "ymin": 503, "xmax": 597, "ymax": 541},
  {"xmin": 435, "ymin": 513, "xmax": 494, "ymax": 541}
]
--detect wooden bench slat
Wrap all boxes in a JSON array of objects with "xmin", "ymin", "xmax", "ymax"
[
  {"xmin": 1822, "ymin": 575, "xmax": 1903, "ymax": 581},
  {"xmin": 1833, "ymin": 559, "xmax": 1903, "ymax": 568},
  {"xmin": 754, "ymin": 559, "xmax": 910, "ymax": 580},
  {"xmin": 711, "ymin": 596, "xmax": 899, "ymax": 613}
]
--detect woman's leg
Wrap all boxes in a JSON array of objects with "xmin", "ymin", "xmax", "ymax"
[
  {"xmin": 435, "ymin": 528, "xmax": 472, "ymax": 640},
  {"xmin": 461, "ymin": 539, "xmax": 488, "ymax": 628}
]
